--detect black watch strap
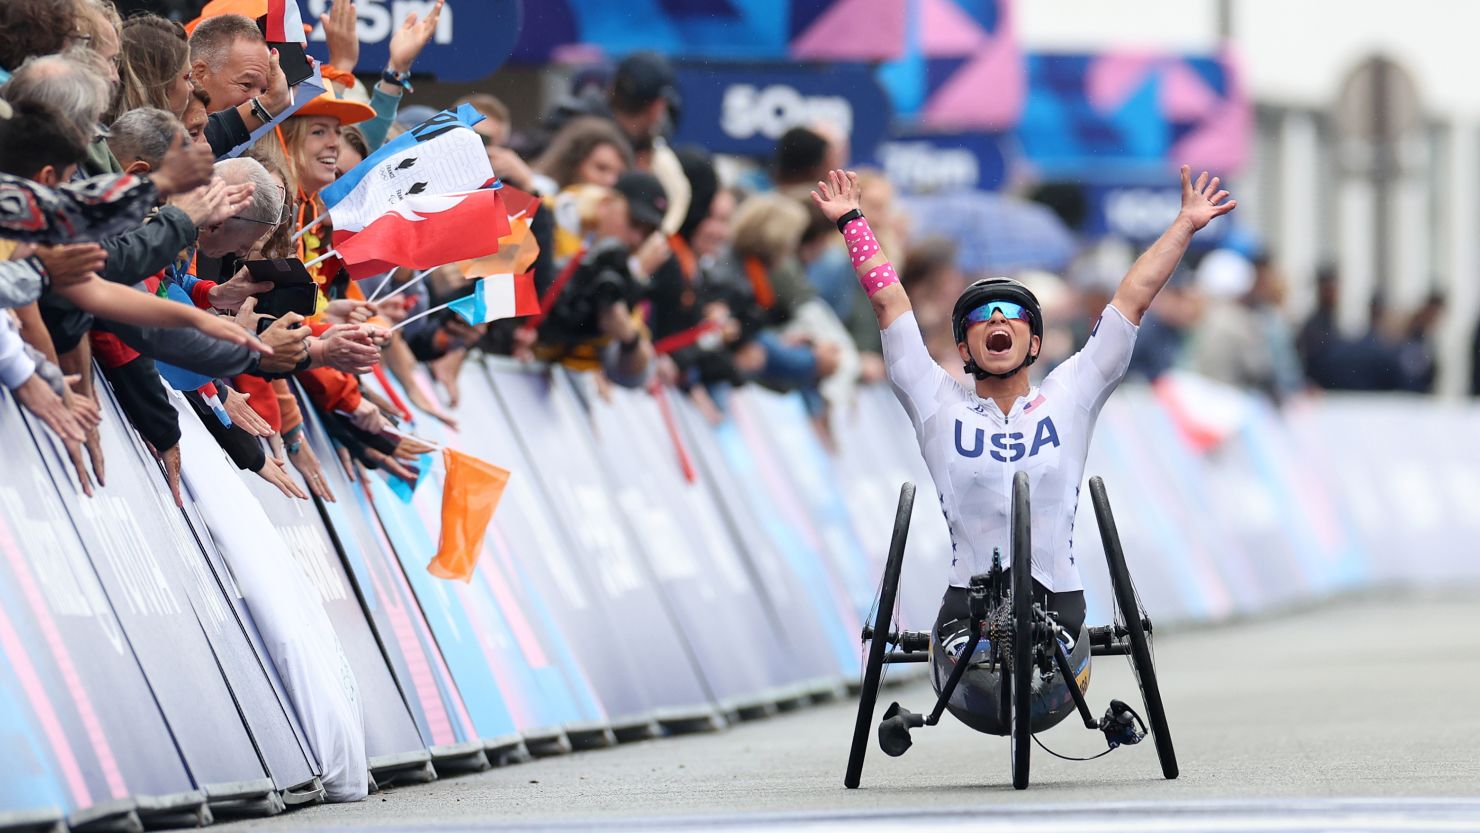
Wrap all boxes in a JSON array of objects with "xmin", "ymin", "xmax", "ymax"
[{"xmin": 835, "ymin": 208, "xmax": 864, "ymax": 233}]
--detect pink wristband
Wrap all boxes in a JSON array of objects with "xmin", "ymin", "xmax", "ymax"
[{"xmin": 843, "ymin": 217, "xmax": 899, "ymax": 297}]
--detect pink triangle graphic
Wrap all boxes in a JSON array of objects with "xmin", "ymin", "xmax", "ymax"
[
  {"xmin": 791, "ymin": 0, "xmax": 907, "ymax": 61},
  {"xmin": 1169, "ymin": 99, "xmax": 1252, "ymax": 173},
  {"xmin": 921, "ymin": 35, "xmax": 1026, "ymax": 130},
  {"xmin": 920, "ymin": 0, "xmax": 988, "ymax": 57},
  {"xmin": 1160, "ymin": 62, "xmax": 1219, "ymax": 122},
  {"xmin": 1086, "ymin": 51, "xmax": 1159, "ymax": 114}
]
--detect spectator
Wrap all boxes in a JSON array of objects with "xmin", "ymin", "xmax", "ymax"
[
  {"xmin": 900, "ymin": 237, "xmax": 968, "ymax": 377},
  {"xmin": 1124, "ymin": 265, "xmax": 1199, "ymax": 382},
  {"xmin": 115, "ymin": 14, "xmax": 192, "ymax": 119},
  {"xmin": 713, "ymin": 192, "xmax": 840, "ymax": 405},
  {"xmin": 0, "ymin": 0, "xmax": 84, "ymax": 79},
  {"xmin": 187, "ymin": 13, "xmax": 290, "ymax": 158},
  {"xmin": 533, "ymin": 170, "xmax": 660, "ymax": 387},
  {"xmin": 455, "ymin": 92, "xmax": 537, "ymax": 193},
  {"xmin": 1297, "ymin": 264, "xmax": 1342, "ymax": 388},
  {"xmin": 535, "ymin": 116, "xmax": 633, "ymax": 191},
  {"xmin": 535, "ymin": 116, "xmax": 635, "ymax": 261},
  {"xmin": 1395, "ymin": 291, "xmax": 1444, "ymax": 394}
]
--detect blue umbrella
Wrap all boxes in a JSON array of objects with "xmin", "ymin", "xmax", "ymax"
[{"xmin": 900, "ymin": 191, "xmax": 1077, "ymax": 275}]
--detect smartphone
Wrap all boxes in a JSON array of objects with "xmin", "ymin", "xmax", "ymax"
[
  {"xmin": 254, "ymin": 16, "xmax": 316, "ymax": 88},
  {"xmin": 243, "ymin": 257, "xmax": 318, "ymax": 318}
]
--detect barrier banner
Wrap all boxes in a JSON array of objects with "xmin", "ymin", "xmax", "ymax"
[
  {"xmin": 174, "ymin": 487, "xmax": 323, "ymax": 800},
  {"xmin": 0, "ymin": 654, "xmax": 69, "ymax": 829},
  {"xmin": 486, "ymin": 363, "xmax": 717, "ymax": 729},
  {"xmin": 670, "ymin": 391, "xmax": 853, "ymax": 687},
  {"xmin": 1289, "ymin": 398, "xmax": 1479, "ymax": 586},
  {"xmin": 717, "ymin": 390, "xmax": 859, "ymax": 679},
  {"xmin": 455, "ymin": 365, "xmax": 649, "ymax": 735},
  {"xmin": 361, "ymin": 369, "xmax": 610, "ymax": 749},
  {"xmin": 830, "ymin": 386, "xmax": 956, "ymax": 632},
  {"xmin": 0, "ymin": 395, "xmax": 196, "ymax": 827},
  {"xmin": 291, "ymin": 402, "xmax": 469, "ymax": 769},
  {"xmin": 1212, "ymin": 400, "xmax": 1354, "ymax": 604},
  {"xmin": 737, "ymin": 389, "xmax": 876, "ymax": 618},
  {"xmin": 107, "ymin": 383, "xmax": 321, "ymax": 801},
  {"xmin": 572, "ymin": 372, "xmax": 803, "ymax": 713},
  {"xmin": 1078, "ymin": 395, "xmax": 1248, "ymax": 624},
  {"xmin": 37, "ymin": 381, "xmax": 271, "ymax": 800}
]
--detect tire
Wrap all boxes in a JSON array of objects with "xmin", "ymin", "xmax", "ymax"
[
  {"xmin": 1089, "ymin": 476, "xmax": 1178, "ymax": 780},
  {"xmin": 1010, "ymin": 471, "xmax": 1032, "ymax": 790},
  {"xmin": 844, "ymin": 481, "xmax": 915, "ymax": 789}
]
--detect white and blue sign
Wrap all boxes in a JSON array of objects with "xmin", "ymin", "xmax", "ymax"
[
  {"xmin": 870, "ymin": 130, "xmax": 1010, "ymax": 194},
  {"xmin": 304, "ymin": 0, "xmax": 522, "ymax": 83},
  {"xmin": 672, "ymin": 62, "xmax": 891, "ymax": 161},
  {"xmin": 1082, "ymin": 181, "xmax": 1230, "ymax": 246}
]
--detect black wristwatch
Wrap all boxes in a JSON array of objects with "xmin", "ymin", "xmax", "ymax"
[
  {"xmin": 381, "ymin": 67, "xmax": 414, "ymax": 93},
  {"xmin": 835, "ymin": 208, "xmax": 864, "ymax": 233}
]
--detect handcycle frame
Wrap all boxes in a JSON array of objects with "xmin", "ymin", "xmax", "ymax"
[{"xmin": 844, "ymin": 473, "xmax": 1178, "ymax": 790}]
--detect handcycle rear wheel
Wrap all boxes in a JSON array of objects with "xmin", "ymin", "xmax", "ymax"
[
  {"xmin": 1089, "ymin": 476, "xmax": 1178, "ymax": 780},
  {"xmin": 844, "ymin": 481, "xmax": 915, "ymax": 789},
  {"xmin": 1009, "ymin": 471, "xmax": 1032, "ymax": 790}
]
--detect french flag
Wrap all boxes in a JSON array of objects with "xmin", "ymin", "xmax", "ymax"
[
  {"xmin": 266, "ymin": 0, "xmax": 308, "ymax": 43},
  {"xmin": 333, "ymin": 189, "xmax": 511, "ymax": 279},
  {"xmin": 449, "ymin": 274, "xmax": 539, "ymax": 324}
]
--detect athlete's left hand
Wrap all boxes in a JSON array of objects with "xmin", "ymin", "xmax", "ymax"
[
  {"xmin": 1178, "ymin": 165, "xmax": 1236, "ymax": 231},
  {"xmin": 810, "ymin": 169, "xmax": 861, "ymax": 224}
]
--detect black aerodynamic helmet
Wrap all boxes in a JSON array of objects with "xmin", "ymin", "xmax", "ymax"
[
  {"xmin": 951, "ymin": 278, "xmax": 1043, "ymax": 343},
  {"xmin": 951, "ymin": 277, "xmax": 1044, "ymax": 380}
]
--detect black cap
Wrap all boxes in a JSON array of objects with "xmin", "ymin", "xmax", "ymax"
[
  {"xmin": 614, "ymin": 170, "xmax": 668, "ymax": 231},
  {"xmin": 613, "ymin": 51, "xmax": 681, "ymax": 112}
]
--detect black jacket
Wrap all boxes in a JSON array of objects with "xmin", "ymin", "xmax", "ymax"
[{"xmin": 205, "ymin": 108, "xmax": 254, "ymax": 160}]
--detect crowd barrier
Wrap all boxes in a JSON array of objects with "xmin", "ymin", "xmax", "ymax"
[{"xmin": 1, "ymin": 359, "xmax": 1475, "ymax": 831}]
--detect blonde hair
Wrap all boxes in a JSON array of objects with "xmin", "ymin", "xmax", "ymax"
[{"xmin": 731, "ymin": 193, "xmax": 807, "ymax": 265}]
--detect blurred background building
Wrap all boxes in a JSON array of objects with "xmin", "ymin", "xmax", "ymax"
[{"xmin": 130, "ymin": 0, "xmax": 1478, "ymax": 396}]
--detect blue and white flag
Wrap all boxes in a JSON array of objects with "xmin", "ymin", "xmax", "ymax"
[{"xmin": 320, "ymin": 104, "xmax": 495, "ymax": 234}]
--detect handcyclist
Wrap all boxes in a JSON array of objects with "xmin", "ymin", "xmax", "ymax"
[{"xmin": 811, "ymin": 166, "xmax": 1234, "ymax": 646}]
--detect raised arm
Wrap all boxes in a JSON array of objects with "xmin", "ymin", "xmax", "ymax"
[
  {"xmin": 811, "ymin": 170, "xmax": 912, "ymax": 330},
  {"xmin": 1111, "ymin": 166, "xmax": 1236, "ymax": 325}
]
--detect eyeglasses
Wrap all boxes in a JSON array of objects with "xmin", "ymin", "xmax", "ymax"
[
  {"xmin": 231, "ymin": 201, "xmax": 291, "ymax": 228},
  {"xmin": 964, "ymin": 300, "xmax": 1034, "ymax": 327}
]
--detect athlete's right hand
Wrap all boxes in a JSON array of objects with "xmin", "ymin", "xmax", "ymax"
[{"xmin": 810, "ymin": 169, "xmax": 861, "ymax": 224}]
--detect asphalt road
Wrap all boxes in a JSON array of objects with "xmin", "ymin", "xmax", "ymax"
[{"xmin": 220, "ymin": 592, "xmax": 1480, "ymax": 831}]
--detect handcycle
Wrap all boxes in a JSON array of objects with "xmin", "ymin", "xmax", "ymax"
[{"xmin": 844, "ymin": 473, "xmax": 1178, "ymax": 790}]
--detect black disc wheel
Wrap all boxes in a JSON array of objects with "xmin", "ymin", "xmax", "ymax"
[
  {"xmin": 1010, "ymin": 471, "xmax": 1032, "ymax": 790},
  {"xmin": 1089, "ymin": 476, "xmax": 1178, "ymax": 780},
  {"xmin": 844, "ymin": 481, "xmax": 915, "ymax": 789}
]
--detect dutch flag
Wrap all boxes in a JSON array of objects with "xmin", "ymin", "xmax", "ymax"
[{"xmin": 266, "ymin": 0, "xmax": 307, "ymax": 43}]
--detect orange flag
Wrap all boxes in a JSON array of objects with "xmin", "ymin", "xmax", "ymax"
[
  {"xmin": 427, "ymin": 448, "xmax": 509, "ymax": 582},
  {"xmin": 460, "ymin": 186, "xmax": 541, "ymax": 280},
  {"xmin": 461, "ymin": 215, "xmax": 540, "ymax": 279}
]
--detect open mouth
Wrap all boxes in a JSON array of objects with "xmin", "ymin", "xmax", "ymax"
[
  {"xmin": 986, "ymin": 330, "xmax": 1013, "ymax": 355},
  {"xmin": 318, "ymin": 154, "xmax": 338, "ymax": 172}
]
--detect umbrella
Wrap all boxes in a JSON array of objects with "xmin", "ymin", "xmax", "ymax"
[{"xmin": 900, "ymin": 191, "xmax": 1077, "ymax": 275}]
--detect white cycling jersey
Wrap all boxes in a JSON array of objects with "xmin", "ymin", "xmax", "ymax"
[{"xmin": 881, "ymin": 304, "xmax": 1138, "ymax": 591}]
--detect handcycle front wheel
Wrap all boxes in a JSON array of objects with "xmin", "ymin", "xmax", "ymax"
[
  {"xmin": 844, "ymin": 481, "xmax": 915, "ymax": 789},
  {"xmin": 1009, "ymin": 471, "xmax": 1032, "ymax": 790},
  {"xmin": 1089, "ymin": 476, "xmax": 1178, "ymax": 780}
]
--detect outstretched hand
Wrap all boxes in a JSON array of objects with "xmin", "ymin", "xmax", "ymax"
[
  {"xmin": 388, "ymin": 0, "xmax": 444, "ymax": 74},
  {"xmin": 1178, "ymin": 165, "xmax": 1236, "ymax": 231},
  {"xmin": 809, "ymin": 169, "xmax": 861, "ymax": 224}
]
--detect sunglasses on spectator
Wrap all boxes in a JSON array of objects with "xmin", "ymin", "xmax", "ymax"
[{"xmin": 965, "ymin": 301, "xmax": 1033, "ymax": 326}]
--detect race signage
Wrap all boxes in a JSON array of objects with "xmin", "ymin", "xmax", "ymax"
[
  {"xmin": 673, "ymin": 62, "xmax": 891, "ymax": 161},
  {"xmin": 870, "ymin": 131, "xmax": 1009, "ymax": 194},
  {"xmin": 303, "ymin": 0, "xmax": 522, "ymax": 83},
  {"xmin": 1082, "ymin": 182, "xmax": 1230, "ymax": 246}
]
